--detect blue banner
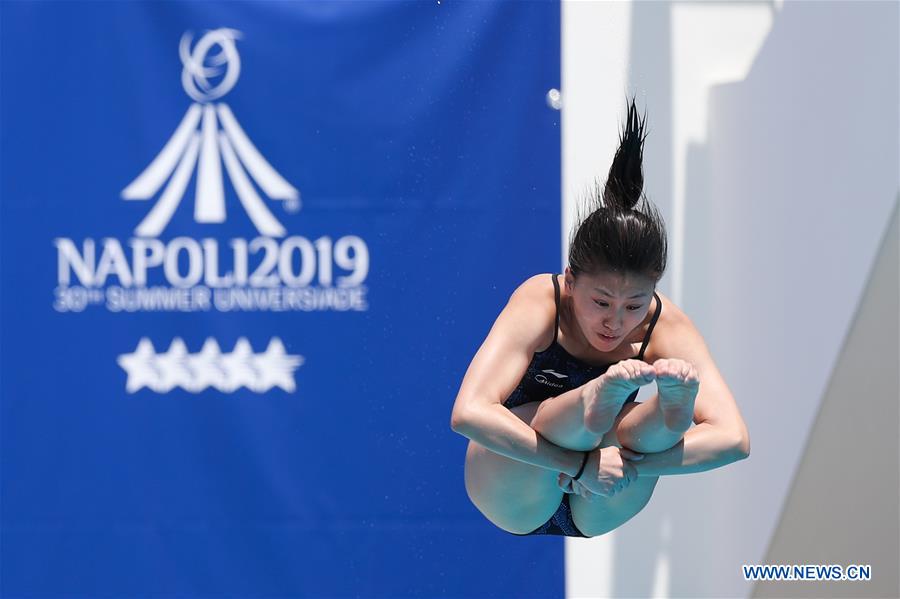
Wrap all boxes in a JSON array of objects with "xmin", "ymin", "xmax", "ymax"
[{"xmin": 1, "ymin": 2, "xmax": 560, "ymax": 596}]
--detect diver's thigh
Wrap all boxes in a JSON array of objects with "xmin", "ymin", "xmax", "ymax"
[
  {"xmin": 464, "ymin": 402, "xmax": 566, "ymax": 534},
  {"xmin": 569, "ymin": 475, "xmax": 659, "ymax": 537},
  {"xmin": 568, "ymin": 418, "xmax": 659, "ymax": 536}
]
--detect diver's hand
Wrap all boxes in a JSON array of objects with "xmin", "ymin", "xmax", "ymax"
[
  {"xmin": 557, "ymin": 472, "xmax": 598, "ymax": 501},
  {"xmin": 560, "ymin": 446, "xmax": 644, "ymax": 498}
]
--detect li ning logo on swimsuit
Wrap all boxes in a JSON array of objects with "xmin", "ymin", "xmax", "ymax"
[
  {"xmin": 535, "ymin": 369, "xmax": 568, "ymax": 388},
  {"xmin": 121, "ymin": 28, "xmax": 300, "ymax": 237}
]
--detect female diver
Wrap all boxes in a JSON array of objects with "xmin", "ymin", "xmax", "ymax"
[{"xmin": 450, "ymin": 100, "xmax": 750, "ymax": 537}]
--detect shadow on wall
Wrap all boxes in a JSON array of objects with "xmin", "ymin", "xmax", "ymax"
[
  {"xmin": 612, "ymin": 1, "xmax": 898, "ymax": 598},
  {"xmin": 752, "ymin": 196, "xmax": 898, "ymax": 599}
]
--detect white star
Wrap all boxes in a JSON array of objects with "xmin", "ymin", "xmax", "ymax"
[
  {"xmin": 118, "ymin": 337, "xmax": 303, "ymax": 394},
  {"xmin": 117, "ymin": 338, "xmax": 159, "ymax": 393},
  {"xmin": 253, "ymin": 337, "xmax": 304, "ymax": 392},
  {"xmin": 154, "ymin": 338, "xmax": 193, "ymax": 393},
  {"xmin": 219, "ymin": 337, "xmax": 258, "ymax": 392},
  {"xmin": 185, "ymin": 338, "xmax": 225, "ymax": 392}
]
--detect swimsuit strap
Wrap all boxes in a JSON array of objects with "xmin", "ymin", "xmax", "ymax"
[
  {"xmin": 550, "ymin": 273, "xmax": 561, "ymax": 346},
  {"xmin": 637, "ymin": 291, "xmax": 663, "ymax": 360}
]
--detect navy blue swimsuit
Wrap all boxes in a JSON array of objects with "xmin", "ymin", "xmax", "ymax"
[{"xmin": 503, "ymin": 273, "xmax": 662, "ymax": 538}]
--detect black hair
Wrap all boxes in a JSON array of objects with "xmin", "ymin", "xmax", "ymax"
[{"xmin": 568, "ymin": 97, "xmax": 668, "ymax": 281}]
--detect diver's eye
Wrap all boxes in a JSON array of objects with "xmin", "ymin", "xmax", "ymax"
[{"xmin": 594, "ymin": 300, "xmax": 643, "ymax": 311}]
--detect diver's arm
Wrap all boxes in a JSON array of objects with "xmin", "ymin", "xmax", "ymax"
[
  {"xmin": 450, "ymin": 275, "xmax": 587, "ymax": 477},
  {"xmin": 629, "ymin": 297, "xmax": 750, "ymax": 476},
  {"xmin": 631, "ymin": 422, "xmax": 747, "ymax": 477},
  {"xmin": 454, "ymin": 399, "xmax": 587, "ymax": 476}
]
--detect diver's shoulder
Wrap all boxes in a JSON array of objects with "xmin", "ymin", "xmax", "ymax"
[
  {"xmin": 652, "ymin": 290, "xmax": 690, "ymax": 327},
  {"xmin": 500, "ymin": 274, "xmax": 557, "ymax": 350},
  {"xmin": 511, "ymin": 273, "xmax": 559, "ymax": 304},
  {"xmin": 647, "ymin": 291, "xmax": 705, "ymax": 354}
]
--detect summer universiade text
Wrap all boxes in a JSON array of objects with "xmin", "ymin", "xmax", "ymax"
[{"xmin": 54, "ymin": 284, "xmax": 369, "ymax": 313}]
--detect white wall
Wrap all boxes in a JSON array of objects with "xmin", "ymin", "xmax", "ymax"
[{"xmin": 562, "ymin": 2, "xmax": 899, "ymax": 597}]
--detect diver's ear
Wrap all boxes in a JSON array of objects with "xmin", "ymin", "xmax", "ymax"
[{"xmin": 563, "ymin": 266, "xmax": 574, "ymax": 290}]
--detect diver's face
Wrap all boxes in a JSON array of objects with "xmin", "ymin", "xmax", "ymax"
[{"xmin": 564, "ymin": 267, "xmax": 656, "ymax": 351}]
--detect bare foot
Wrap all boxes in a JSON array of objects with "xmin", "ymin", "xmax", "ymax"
[
  {"xmin": 583, "ymin": 359, "xmax": 656, "ymax": 434},
  {"xmin": 653, "ymin": 358, "xmax": 700, "ymax": 432}
]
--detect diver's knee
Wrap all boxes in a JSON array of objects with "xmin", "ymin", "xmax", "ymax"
[{"xmin": 571, "ymin": 477, "xmax": 659, "ymax": 537}]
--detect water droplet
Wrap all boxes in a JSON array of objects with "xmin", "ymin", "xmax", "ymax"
[{"xmin": 546, "ymin": 88, "xmax": 562, "ymax": 110}]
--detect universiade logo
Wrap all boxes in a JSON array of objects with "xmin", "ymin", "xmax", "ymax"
[
  {"xmin": 53, "ymin": 27, "xmax": 370, "ymax": 317},
  {"xmin": 117, "ymin": 337, "xmax": 304, "ymax": 393},
  {"xmin": 122, "ymin": 29, "xmax": 299, "ymax": 237}
]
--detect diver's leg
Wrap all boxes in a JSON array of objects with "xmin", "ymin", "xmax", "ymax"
[
  {"xmin": 614, "ymin": 360, "xmax": 699, "ymax": 453},
  {"xmin": 614, "ymin": 394, "xmax": 690, "ymax": 453},
  {"xmin": 464, "ymin": 401, "xmax": 569, "ymax": 534},
  {"xmin": 529, "ymin": 360, "xmax": 656, "ymax": 451},
  {"xmin": 569, "ymin": 414, "xmax": 660, "ymax": 537}
]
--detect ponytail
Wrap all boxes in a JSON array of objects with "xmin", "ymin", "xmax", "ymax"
[
  {"xmin": 603, "ymin": 97, "xmax": 648, "ymax": 212},
  {"xmin": 568, "ymin": 97, "xmax": 667, "ymax": 280}
]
